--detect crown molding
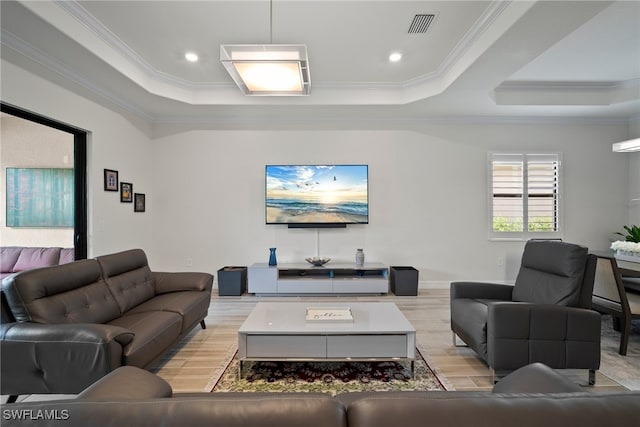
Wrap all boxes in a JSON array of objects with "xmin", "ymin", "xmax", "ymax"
[
  {"xmin": 150, "ymin": 112, "xmax": 632, "ymax": 126},
  {"xmin": 1, "ymin": 29, "xmax": 153, "ymax": 121},
  {"xmin": 4, "ymin": 26, "xmax": 634, "ymax": 127},
  {"xmin": 494, "ymin": 79, "xmax": 640, "ymax": 106}
]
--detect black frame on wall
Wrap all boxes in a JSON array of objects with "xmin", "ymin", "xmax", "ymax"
[{"xmin": 1, "ymin": 102, "xmax": 88, "ymax": 261}]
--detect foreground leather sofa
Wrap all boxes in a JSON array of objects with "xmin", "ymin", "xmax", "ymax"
[
  {"xmin": 1, "ymin": 363, "xmax": 638, "ymax": 427},
  {"xmin": 0, "ymin": 249, "xmax": 213, "ymax": 399}
]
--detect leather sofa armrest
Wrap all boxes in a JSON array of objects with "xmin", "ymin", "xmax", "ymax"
[
  {"xmin": 78, "ymin": 366, "xmax": 172, "ymax": 400},
  {"xmin": 450, "ymin": 281, "xmax": 514, "ymax": 301},
  {"xmin": 487, "ymin": 304, "xmax": 601, "ymax": 371},
  {"xmin": 0, "ymin": 322, "xmax": 134, "ymax": 346},
  {"xmin": 492, "ymin": 362, "xmax": 583, "ymax": 393},
  {"xmin": 153, "ymin": 271, "xmax": 214, "ymax": 294},
  {"xmin": 1, "ymin": 323, "xmax": 134, "ymax": 395}
]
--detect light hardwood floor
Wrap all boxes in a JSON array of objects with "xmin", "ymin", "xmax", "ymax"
[{"xmin": 152, "ymin": 289, "xmax": 639, "ymax": 393}]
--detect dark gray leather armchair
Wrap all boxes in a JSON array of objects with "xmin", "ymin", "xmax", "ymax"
[{"xmin": 450, "ymin": 240, "xmax": 600, "ymax": 384}]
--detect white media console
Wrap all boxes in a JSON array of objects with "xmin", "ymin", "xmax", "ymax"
[{"xmin": 247, "ymin": 262, "xmax": 389, "ymax": 295}]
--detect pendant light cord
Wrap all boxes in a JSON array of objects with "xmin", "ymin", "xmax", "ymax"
[{"xmin": 269, "ymin": 0, "xmax": 273, "ymax": 44}]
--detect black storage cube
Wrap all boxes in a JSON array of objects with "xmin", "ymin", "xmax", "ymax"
[
  {"xmin": 217, "ymin": 266, "xmax": 247, "ymax": 296},
  {"xmin": 390, "ymin": 266, "xmax": 419, "ymax": 296}
]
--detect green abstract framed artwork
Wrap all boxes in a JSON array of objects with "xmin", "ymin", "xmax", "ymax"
[{"xmin": 5, "ymin": 168, "xmax": 74, "ymax": 227}]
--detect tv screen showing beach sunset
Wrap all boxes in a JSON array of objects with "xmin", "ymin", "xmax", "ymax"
[{"xmin": 266, "ymin": 165, "xmax": 369, "ymax": 224}]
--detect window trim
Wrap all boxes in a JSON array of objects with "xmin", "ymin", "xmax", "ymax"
[{"xmin": 488, "ymin": 152, "xmax": 563, "ymax": 241}]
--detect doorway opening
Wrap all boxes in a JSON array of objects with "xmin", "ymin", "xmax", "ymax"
[{"xmin": 0, "ymin": 102, "xmax": 87, "ymax": 260}]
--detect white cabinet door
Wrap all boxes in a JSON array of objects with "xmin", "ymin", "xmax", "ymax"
[{"xmin": 248, "ymin": 264, "xmax": 277, "ymax": 293}]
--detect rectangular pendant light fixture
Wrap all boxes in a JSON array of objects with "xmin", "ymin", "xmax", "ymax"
[
  {"xmin": 220, "ymin": 44, "xmax": 311, "ymax": 96},
  {"xmin": 612, "ymin": 137, "xmax": 640, "ymax": 152}
]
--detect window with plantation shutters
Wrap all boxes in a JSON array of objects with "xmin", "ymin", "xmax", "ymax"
[{"xmin": 489, "ymin": 153, "xmax": 561, "ymax": 240}]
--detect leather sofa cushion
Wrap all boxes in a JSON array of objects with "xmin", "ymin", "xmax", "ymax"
[
  {"xmin": 3, "ymin": 259, "xmax": 121, "ymax": 324},
  {"xmin": 108, "ymin": 310, "xmax": 182, "ymax": 367},
  {"xmin": 78, "ymin": 366, "xmax": 173, "ymax": 400},
  {"xmin": 512, "ymin": 241, "xmax": 588, "ymax": 306},
  {"xmin": 491, "ymin": 362, "xmax": 583, "ymax": 394},
  {"xmin": 59, "ymin": 248, "xmax": 75, "ymax": 264},
  {"xmin": 345, "ymin": 392, "xmax": 640, "ymax": 427},
  {"xmin": 98, "ymin": 249, "xmax": 155, "ymax": 313},
  {"xmin": 125, "ymin": 291, "xmax": 210, "ymax": 334},
  {"xmin": 1, "ymin": 247, "xmax": 22, "ymax": 273},
  {"xmin": 12, "ymin": 247, "xmax": 61, "ymax": 272},
  {"xmin": 0, "ymin": 396, "xmax": 347, "ymax": 427}
]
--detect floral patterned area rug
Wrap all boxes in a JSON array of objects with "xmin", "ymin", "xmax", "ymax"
[{"xmin": 210, "ymin": 347, "xmax": 447, "ymax": 395}]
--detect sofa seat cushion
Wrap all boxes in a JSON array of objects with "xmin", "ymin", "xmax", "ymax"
[
  {"xmin": 108, "ymin": 310, "xmax": 182, "ymax": 367},
  {"xmin": 126, "ymin": 291, "xmax": 210, "ymax": 333}
]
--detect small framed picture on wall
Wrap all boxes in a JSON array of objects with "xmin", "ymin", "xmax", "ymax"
[
  {"xmin": 134, "ymin": 193, "xmax": 146, "ymax": 212},
  {"xmin": 120, "ymin": 182, "xmax": 133, "ymax": 203},
  {"xmin": 104, "ymin": 169, "xmax": 118, "ymax": 191}
]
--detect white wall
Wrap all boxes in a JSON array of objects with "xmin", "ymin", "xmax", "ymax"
[
  {"xmin": 151, "ymin": 121, "xmax": 629, "ymax": 283},
  {"xmin": 0, "ymin": 115, "xmax": 74, "ymax": 247},
  {"xmin": 1, "ymin": 57, "xmax": 632, "ymax": 282},
  {"xmin": 1, "ymin": 60, "xmax": 154, "ymax": 259}
]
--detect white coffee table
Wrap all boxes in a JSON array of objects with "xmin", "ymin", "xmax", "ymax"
[{"xmin": 237, "ymin": 301, "xmax": 416, "ymax": 376}]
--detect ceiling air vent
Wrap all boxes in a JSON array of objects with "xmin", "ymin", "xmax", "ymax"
[{"xmin": 408, "ymin": 14, "xmax": 435, "ymax": 34}]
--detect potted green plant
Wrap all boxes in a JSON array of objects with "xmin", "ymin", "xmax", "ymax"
[{"xmin": 611, "ymin": 225, "xmax": 640, "ymax": 258}]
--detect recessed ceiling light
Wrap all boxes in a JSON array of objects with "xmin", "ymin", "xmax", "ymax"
[
  {"xmin": 185, "ymin": 52, "xmax": 199, "ymax": 62},
  {"xmin": 389, "ymin": 52, "xmax": 402, "ymax": 62}
]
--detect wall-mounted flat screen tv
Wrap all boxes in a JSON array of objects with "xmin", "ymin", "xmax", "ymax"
[{"xmin": 266, "ymin": 165, "xmax": 368, "ymax": 227}]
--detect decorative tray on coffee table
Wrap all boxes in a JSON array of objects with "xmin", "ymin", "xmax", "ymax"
[{"xmin": 305, "ymin": 307, "xmax": 353, "ymax": 323}]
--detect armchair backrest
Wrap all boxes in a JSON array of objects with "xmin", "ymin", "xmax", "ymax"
[{"xmin": 512, "ymin": 240, "xmax": 594, "ymax": 308}]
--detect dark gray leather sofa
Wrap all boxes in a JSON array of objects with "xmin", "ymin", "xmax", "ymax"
[
  {"xmin": 0, "ymin": 249, "xmax": 213, "ymax": 398},
  {"xmin": 1, "ymin": 363, "xmax": 638, "ymax": 427}
]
